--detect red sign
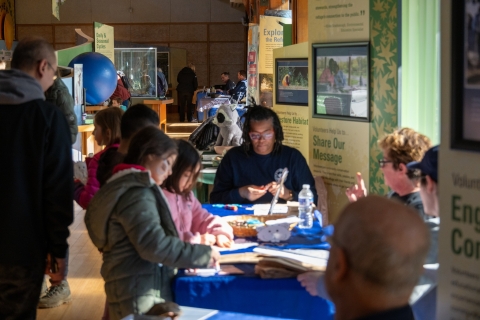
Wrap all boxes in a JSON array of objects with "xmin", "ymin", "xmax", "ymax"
[
  {"xmin": 248, "ymin": 51, "xmax": 256, "ymax": 62},
  {"xmin": 248, "ymin": 64, "xmax": 257, "ymax": 74}
]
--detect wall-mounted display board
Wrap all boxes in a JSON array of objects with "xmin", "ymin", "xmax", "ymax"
[
  {"xmin": 312, "ymin": 42, "xmax": 369, "ymax": 121},
  {"xmin": 275, "ymin": 58, "xmax": 308, "ymax": 106},
  {"xmin": 451, "ymin": 0, "xmax": 480, "ymax": 152}
]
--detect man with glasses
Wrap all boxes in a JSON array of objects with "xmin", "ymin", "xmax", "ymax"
[
  {"xmin": 300, "ymin": 196, "xmax": 430, "ymax": 320},
  {"xmin": 0, "ymin": 37, "xmax": 73, "ymax": 319},
  {"xmin": 210, "ymin": 105, "xmax": 316, "ymax": 205},
  {"xmin": 345, "ymin": 128, "xmax": 431, "ymax": 220}
]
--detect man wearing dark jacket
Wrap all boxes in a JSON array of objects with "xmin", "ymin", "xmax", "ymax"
[
  {"xmin": 176, "ymin": 63, "xmax": 198, "ymax": 122},
  {"xmin": 228, "ymin": 70, "xmax": 247, "ymax": 102},
  {"xmin": 45, "ymin": 76, "xmax": 78, "ymax": 144},
  {"xmin": 0, "ymin": 37, "xmax": 73, "ymax": 319}
]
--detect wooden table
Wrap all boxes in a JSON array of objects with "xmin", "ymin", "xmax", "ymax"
[
  {"xmin": 85, "ymin": 105, "xmax": 107, "ymax": 113},
  {"xmin": 143, "ymin": 99, "xmax": 173, "ymax": 132},
  {"xmin": 78, "ymin": 124, "xmax": 94, "ymax": 157}
]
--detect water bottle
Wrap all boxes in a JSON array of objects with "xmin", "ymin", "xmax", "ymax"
[{"xmin": 298, "ymin": 184, "xmax": 314, "ymax": 229}]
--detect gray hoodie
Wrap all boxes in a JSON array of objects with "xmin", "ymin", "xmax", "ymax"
[{"xmin": 0, "ymin": 69, "xmax": 45, "ymax": 104}]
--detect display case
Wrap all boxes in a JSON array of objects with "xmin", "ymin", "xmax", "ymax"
[{"xmin": 114, "ymin": 48, "xmax": 157, "ymax": 97}]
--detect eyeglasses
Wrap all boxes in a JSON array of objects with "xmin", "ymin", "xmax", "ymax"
[
  {"xmin": 44, "ymin": 60, "xmax": 57, "ymax": 80},
  {"xmin": 378, "ymin": 158, "xmax": 393, "ymax": 168},
  {"xmin": 249, "ymin": 131, "xmax": 274, "ymax": 140}
]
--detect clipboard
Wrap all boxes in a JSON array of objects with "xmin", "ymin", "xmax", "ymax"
[{"xmin": 268, "ymin": 168, "xmax": 289, "ymax": 215}]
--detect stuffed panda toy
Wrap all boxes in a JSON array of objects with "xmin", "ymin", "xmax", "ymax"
[{"xmin": 212, "ymin": 104, "xmax": 243, "ymax": 146}]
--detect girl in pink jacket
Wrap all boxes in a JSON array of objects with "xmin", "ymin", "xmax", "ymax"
[
  {"xmin": 74, "ymin": 107, "xmax": 123, "ymax": 209},
  {"xmin": 162, "ymin": 140, "xmax": 233, "ymax": 247}
]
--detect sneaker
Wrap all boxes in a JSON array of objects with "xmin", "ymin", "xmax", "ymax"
[
  {"xmin": 190, "ymin": 118, "xmax": 198, "ymax": 123},
  {"xmin": 38, "ymin": 280, "xmax": 72, "ymax": 308}
]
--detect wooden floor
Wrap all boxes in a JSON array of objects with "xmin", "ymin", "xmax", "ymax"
[{"xmin": 37, "ymin": 203, "xmax": 105, "ymax": 320}]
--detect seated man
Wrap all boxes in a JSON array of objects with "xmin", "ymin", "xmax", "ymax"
[
  {"xmin": 217, "ymin": 72, "xmax": 235, "ymax": 94},
  {"xmin": 210, "ymin": 105, "xmax": 317, "ymax": 205},
  {"xmin": 228, "ymin": 70, "xmax": 247, "ymax": 102},
  {"xmin": 345, "ymin": 128, "xmax": 431, "ymax": 220},
  {"xmin": 299, "ymin": 195, "xmax": 430, "ymax": 320}
]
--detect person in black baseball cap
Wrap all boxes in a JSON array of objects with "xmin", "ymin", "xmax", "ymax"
[{"xmin": 407, "ymin": 146, "xmax": 439, "ymax": 217}]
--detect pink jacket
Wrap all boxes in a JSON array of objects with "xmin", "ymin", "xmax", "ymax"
[
  {"xmin": 74, "ymin": 144, "xmax": 119, "ymax": 209},
  {"xmin": 318, "ymin": 67, "xmax": 334, "ymax": 87},
  {"xmin": 162, "ymin": 189, "xmax": 234, "ymax": 243}
]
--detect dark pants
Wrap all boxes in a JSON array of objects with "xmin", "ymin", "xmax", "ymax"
[
  {"xmin": 0, "ymin": 262, "xmax": 45, "ymax": 320},
  {"xmin": 178, "ymin": 92, "xmax": 194, "ymax": 122}
]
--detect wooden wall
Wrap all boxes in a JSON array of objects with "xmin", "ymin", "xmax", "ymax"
[{"xmin": 15, "ymin": 0, "xmax": 247, "ymax": 88}]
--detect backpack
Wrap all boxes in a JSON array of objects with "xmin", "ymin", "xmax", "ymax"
[
  {"xmin": 189, "ymin": 116, "xmax": 219, "ymax": 150},
  {"xmin": 120, "ymin": 75, "xmax": 132, "ymax": 91}
]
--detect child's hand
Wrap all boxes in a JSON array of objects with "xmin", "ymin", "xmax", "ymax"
[
  {"xmin": 199, "ymin": 233, "xmax": 216, "ymax": 245},
  {"xmin": 216, "ymin": 235, "xmax": 233, "ymax": 248}
]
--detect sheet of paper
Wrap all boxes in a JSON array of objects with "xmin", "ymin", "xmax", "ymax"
[
  {"xmin": 201, "ymin": 161, "xmax": 213, "ymax": 166},
  {"xmin": 265, "ymin": 216, "xmax": 302, "ymax": 225},
  {"xmin": 202, "ymin": 154, "xmax": 217, "ymax": 161},
  {"xmin": 253, "ymin": 203, "xmax": 288, "ymax": 215},
  {"xmin": 254, "ymin": 247, "xmax": 329, "ymax": 268},
  {"xmin": 200, "ymin": 168, "xmax": 217, "ymax": 174},
  {"xmin": 214, "ymin": 241, "xmax": 258, "ymax": 252}
]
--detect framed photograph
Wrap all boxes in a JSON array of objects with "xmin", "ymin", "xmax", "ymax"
[
  {"xmin": 313, "ymin": 42, "xmax": 370, "ymax": 122},
  {"xmin": 275, "ymin": 58, "xmax": 309, "ymax": 106},
  {"xmin": 451, "ymin": 0, "xmax": 480, "ymax": 152}
]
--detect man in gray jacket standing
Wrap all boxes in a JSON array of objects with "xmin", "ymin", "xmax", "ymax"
[{"xmin": 0, "ymin": 37, "xmax": 73, "ymax": 319}]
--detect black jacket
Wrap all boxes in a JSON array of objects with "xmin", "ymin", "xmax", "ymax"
[
  {"xmin": 176, "ymin": 67, "xmax": 198, "ymax": 94},
  {"xmin": 45, "ymin": 77, "xmax": 78, "ymax": 144},
  {"xmin": 0, "ymin": 69, "xmax": 73, "ymax": 266}
]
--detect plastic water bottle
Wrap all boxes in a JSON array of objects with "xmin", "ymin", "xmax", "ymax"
[{"xmin": 298, "ymin": 184, "xmax": 314, "ymax": 229}]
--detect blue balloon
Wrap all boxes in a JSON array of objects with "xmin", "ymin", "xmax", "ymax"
[{"xmin": 68, "ymin": 52, "xmax": 117, "ymax": 105}]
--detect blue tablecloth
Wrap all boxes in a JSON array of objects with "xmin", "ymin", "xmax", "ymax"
[{"xmin": 173, "ymin": 205, "xmax": 334, "ymax": 320}]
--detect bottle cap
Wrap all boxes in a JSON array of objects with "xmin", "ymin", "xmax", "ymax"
[{"xmin": 302, "ymin": 184, "xmax": 310, "ymax": 189}]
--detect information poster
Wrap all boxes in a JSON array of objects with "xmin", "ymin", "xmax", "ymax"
[
  {"xmin": 308, "ymin": 0, "xmax": 369, "ymax": 43},
  {"xmin": 94, "ymin": 22, "xmax": 114, "ymax": 64},
  {"xmin": 259, "ymin": 15, "xmax": 291, "ymax": 107},
  {"xmin": 74, "ymin": 64, "xmax": 83, "ymax": 107},
  {"xmin": 437, "ymin": 151, "xmax": 480, "ymax": 319},
  {"xmin": 308, "ymin": 119, "xmax": 369, "ymax": 221},
  {"xmin": 247, "ymin": 25, "xmax": 259, "ymax": 105},
  {"xmin": 276, "ymin": 106, "xmax": 310, "ymax": 157}
]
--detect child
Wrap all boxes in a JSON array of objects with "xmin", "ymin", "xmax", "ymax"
[
  {"xmin": 74, "ymin": 107, "xmax": 123, "ymax": 209},
  {"xmin": 110, "ymin": 96, "xmax": 127, "ymax": 111},
  {"xmin": 162, "ymin": 140, "xmax": 234, "ymax": 248},
  {"xmin": 85, "ymin": 126, "xmax": 218, "ymax": 320}
]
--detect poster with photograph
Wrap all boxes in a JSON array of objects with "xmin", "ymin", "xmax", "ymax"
[
  {"xmin": 276, "ymin": 58, "xmax": 308, "ymax": 106},
  {"xmin": 259, "ymin": 15, "xmax": 291, "ymax": 108},
  {"xmin": 451, "ymin": 0, "xmax": 480, "ymax": 151},
  {"xmin": 313, "ymin": 42, "xmax": 369, "ymax": 121}
]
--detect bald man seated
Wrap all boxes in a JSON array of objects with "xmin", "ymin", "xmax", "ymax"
[{"xmin": 298, "ymin": 195, "xmax": 430, "ymax": 320}]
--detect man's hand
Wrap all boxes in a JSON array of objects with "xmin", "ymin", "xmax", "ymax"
[
  {"xmin": 239, "ymin": 185, "xmax": 268, "ymax": 201},
  {"xmin": 45, "ymin": 254, "xmax": 67, "ymax": 286},
  {"xmin": 199, "ymin": 233, "xmax": 216, "ymax": 246},
  {"xmin": 266, "ymin": 182, "xmax": 291, "ymax": 200},
  {"xmin": 216, "ymin": 234, "xmax": 233, "ymax": 248},
  {"xmin": 345, "ymin": 172, "xmax": 367, "ymax": 202},
  {"xmin": 297, "ymin": 271, "xmax": 323, "ymax": 296}
]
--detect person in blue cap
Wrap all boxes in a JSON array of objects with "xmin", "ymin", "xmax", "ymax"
[
  {"xmin": 407, "ymin": 146, "xmax": 439, "ymax": 218},
  {"xmin": 406, "ymin": 146, "xmax": 439, "ymax": 320}
]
